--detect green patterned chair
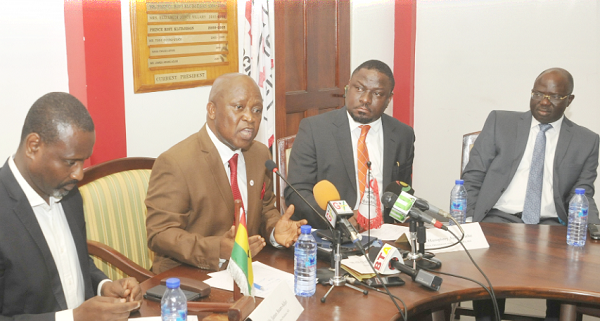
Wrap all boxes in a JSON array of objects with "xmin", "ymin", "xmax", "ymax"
[{"xmin": 78, "ymin": 157, "xmax": 155, "ymax": 283}]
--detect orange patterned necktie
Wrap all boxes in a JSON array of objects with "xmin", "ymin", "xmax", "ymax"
[{"xmin": 357, "ymin": 125, "xmax": 371, "ymax": 198}]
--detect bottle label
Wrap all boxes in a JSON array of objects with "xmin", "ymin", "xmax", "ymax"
[
  {"xmin": 578, "ymin": 208, "xmax": 588, "ymax": 218},
  {"xmin": 451, "ymin": 201, "xmax": 465, "ymax": 211},
  {"xmin": 304, "ymin": 254, "xmax": 316, "ymax": 267}
]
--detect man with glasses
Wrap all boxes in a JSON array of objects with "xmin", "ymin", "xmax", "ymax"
[{"xmin": 462, "ymin": 68, "xmax": 599, "ymax": 320}]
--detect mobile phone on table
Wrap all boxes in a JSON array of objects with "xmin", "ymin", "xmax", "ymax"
[
  {"xmin": 363, "ymin": 276, "xmax": 405, "ymax": 288},
  {"xmin": 588, "ymin": 223, "xmax": 600, "ymax": 240}
]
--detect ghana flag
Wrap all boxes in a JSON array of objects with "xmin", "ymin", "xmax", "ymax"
[{"xmin": 227, "ymin": 208, "xmax": 254, "ymax": 296}]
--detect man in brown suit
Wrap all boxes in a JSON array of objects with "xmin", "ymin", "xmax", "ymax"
[{"xmin": 146, "ymin": 73, "xmax": 307, "ymax": 273}]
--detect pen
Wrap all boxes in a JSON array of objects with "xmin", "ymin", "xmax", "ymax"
[{"xmin": 253, "ymin": 283, "xmax": 263, "ymax": 290}]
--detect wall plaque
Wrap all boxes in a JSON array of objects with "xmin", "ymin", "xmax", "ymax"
[{"xmin": 130, "ymin": 0, "xmax": 238, "ymax": 93}]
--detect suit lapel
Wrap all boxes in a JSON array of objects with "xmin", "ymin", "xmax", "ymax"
[
  {"xmin": 553, "ymin": 117, "xmax": 574, "ymax": 192},
  {"xmin": 61, "ymin": 192, "xmax": 94, "ymax": 299},
  {"xmin": 333, "ymin": 108, "xmax": 357, "ymax": 195},
  {"xmin": 1, "ymin": 164, "xmax": 68, "ymax": 310},
  {"xmin": 242, "ymin": 146, "xmax": 260, "ymax": 229},
  {"xmin": 198, "ymin": 127, "xmax": 235, "ymax": 222},
  {"xmin": 381, "ymin": 115, "xmax": 397, "ymax": 189},
  {"xmin": 509, "ymin": 111, "xmax": 532, "ymax": 179}
]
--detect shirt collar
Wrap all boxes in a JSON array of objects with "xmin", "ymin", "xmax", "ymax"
[
  {"xmin": 8, "ymin": 156, "xmax": 61, "ymax": 208},
  {"xmin": 530, "ymin": 114, "xmax": 564, "ymax": 133},
  {"xmin": 206, "ymin": 126, "xmax": 242, "ymax": 166},
  {"xmin": 346, "ymin": 111, "xmax": 383, "ymax": 134}
]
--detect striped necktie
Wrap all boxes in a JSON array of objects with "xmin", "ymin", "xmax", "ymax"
[{"xmin": 357, "ymin": 125, "xmax": 371, "ymax": 198}]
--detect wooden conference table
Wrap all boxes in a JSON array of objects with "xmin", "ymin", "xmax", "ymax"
[{"xmin": 136, "ymin": 223, "xmax": 600, "ymax": 320}]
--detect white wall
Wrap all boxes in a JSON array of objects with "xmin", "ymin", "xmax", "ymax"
[
  {"xmin": 350, "ymin": 0, "xmax": 396, "ymax": 117},
  {"xmin": 413, "ymin": 0, "xmax": 600, "ymax": 209},
  {"xmin": 0, "ymin": 0, "xmax": 70, "ymax": 160}
]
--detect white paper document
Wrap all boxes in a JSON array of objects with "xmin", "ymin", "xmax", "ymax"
[
  {"xmin": 341, "ymin": 254, "xmax": 397, "ymax": 275},
  {"xmin": 247, "ymin": 282, "xmax": 304, "ymax": 321},
  {"xmin": 204, "ymin": 261, "xmax": 295, "ymax": 299},
  {"xmin": 361, "ymin": 223, "xmax": 410, "ymax": 241},
  {"xmin": 424, "ymin": 223, "xmax": 489, "ymax": 253}
]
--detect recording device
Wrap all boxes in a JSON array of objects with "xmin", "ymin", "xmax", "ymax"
[
  {"xmin": 588, "ymin": 223, "xmax": 600, "ymax": 240},
  {"xmin": 363, "ymin": 276, "xmax": 405, "ymax": 288},
  {"xmin": 381, "ymin": 191, "xmax": 447, "ymax": 231},
  {"xmin": 384, "ymin": 181, "xmax": 452, "ymax": 219},
  {"xmin": 368, "ymin": 244, "xmax": 442, "ymax": 291},
  {"xmin": 314, "ymin": 180, "xmax": 364, "ymax": 251}
]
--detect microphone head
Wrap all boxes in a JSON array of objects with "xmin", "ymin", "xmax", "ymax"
[
  {"xmin": 381, "ymin": 191, "xmax": 399, "ymax": 208},
  {"xmin": 314, "ymin": 180, "xmax": 341, "ymax": 211},
  {"xmin": 265, "ymin": 159, "xmax": 278, "ymax": 173}
]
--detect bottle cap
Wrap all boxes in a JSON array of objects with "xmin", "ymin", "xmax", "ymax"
[
  {"xmin": 300, "ymin": 225, "xmax": 312, "ymax": 234},
  {"xmin": 575, "ymin": 188, "xmax": 585, "ymax": 195},
  {"xmin": 455, "ymin": 179, "xmax": 464, "ymax": 185},
  {"xmin": 166, "ymin": 278, "xmax": 180, "ymax": 289}
]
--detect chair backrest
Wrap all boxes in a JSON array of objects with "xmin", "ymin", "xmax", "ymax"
[
  {"xmin": 461, "ymin": 131, "xmax": 481, "ymax": 176},
  {"xmin": 78, "ymin": 157, "xmax": 155, "ymax": 281},
  {"xmin": 276, "ymin": 135, "xmax": 296, "ymax": 216}
]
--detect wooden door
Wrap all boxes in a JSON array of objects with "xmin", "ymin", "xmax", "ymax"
[{"xmin": 274, "ymin": 0, "xmax": 350, "ymax": 139}]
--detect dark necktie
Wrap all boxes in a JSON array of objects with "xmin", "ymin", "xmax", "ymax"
[
  {"xmin": 522, "ymin": 123, "xmax": 552, "ymax": 224},
  {"xmin": 228, "ymin": 154, "xmax": 245, "ymax": 214}
]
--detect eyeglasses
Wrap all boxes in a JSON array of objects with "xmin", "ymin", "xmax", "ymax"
[{"xmin": 531, "ymin": 90, "xmax": 571, "ymax": 104}]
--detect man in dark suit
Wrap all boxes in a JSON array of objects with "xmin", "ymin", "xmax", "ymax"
[
  {"xmin": 285, "ymin": 60, "xmax": 415, "ymax": 229},
  {"xmin": 0, "ymin": 92, "xmax": 141, "ymax": 321},
  {"xmin": 462, "ymin": 68, "xmax": 599, "ymax": 320},
  {"xmin": 145, "ymin": 73, "xmax": 307, "ymax": 273}
]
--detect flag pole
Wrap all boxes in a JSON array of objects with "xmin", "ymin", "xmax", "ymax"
[{"xmin": 233, "ymin": 199, "xmax": 242, "ymax": 301}]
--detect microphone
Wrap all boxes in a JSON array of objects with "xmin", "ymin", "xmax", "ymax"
[
  {"xmin": 314, "ymin": 180, "xmax": 364, "ymax": 250},
  {"xmin": 381, "ymin": 191, "xmax": 447, "ymax": 231},
  {"xmin": 265, "ymin": 160, "xmax": 333, "ymax": 232},
  {"xmin": 384, "ymin": 181, "xmax": 452, "ymax": 219},
  {"xmin": 368, "ymin": 244, "xmax": 442, "ymax": 291}
]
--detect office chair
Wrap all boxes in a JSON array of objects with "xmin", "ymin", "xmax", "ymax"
[
  {"xmin": 78, "ymin": 157, "xmax": 156, "ymax": 283},
  {"xmin": 276, "ymin": 134, "xmax": 296, "ymax": 215}
]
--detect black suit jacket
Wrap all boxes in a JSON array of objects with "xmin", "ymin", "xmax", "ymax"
[
  {"xmin": 285, "ymin": 107, "xmax": 415, "ymax": 228},
  {"xmin": 0, "ymin": 160, "xmax": 107, "ymax": 320}
]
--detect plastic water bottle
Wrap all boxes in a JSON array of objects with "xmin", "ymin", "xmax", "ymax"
[
  {"xmin": 567, "ymin": 188, "xmax": 589, "ymax": 247},
  {"xmin": 449, "ymin": 179, "xmax": 467, "ymax": 225},
  {"xmin": 161, "ymin": 278, "xmax": 187, "ymax": 321},
  {"xmin": 294, "ymin": 225, "xmax": 316, "ymax": 297}
]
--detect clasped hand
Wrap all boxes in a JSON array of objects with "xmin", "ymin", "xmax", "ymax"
[{"xmin": 73, "ymin": 277, "xmax": 142, "ymax": 321}]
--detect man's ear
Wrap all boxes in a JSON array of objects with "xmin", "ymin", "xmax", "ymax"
[
  {"xmin": 24, "ymin": 133, "xmax": 42, "ymax": 160},
  {"xmin": 207, "ymin": 101, "xmax": 216, "ymax": 120}
]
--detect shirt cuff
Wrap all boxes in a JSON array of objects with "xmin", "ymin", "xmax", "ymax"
[
  {"xmin": 56, "ymin": 309, "xmax": 74, "ymax": 321},
  {"xmin": 466, "ymin": 216, "xmax": 473, "ymax": 223},
  {"xmin": 218, "ymin": 258, "xmax": 227, "ymax": 269},
  {"xmin": 270, "ymin": 229, "xmax": 283, "ymax": 248},
  {"xmin": 97, "ymin": 279, "xmax": 112, "ymax": 296}
]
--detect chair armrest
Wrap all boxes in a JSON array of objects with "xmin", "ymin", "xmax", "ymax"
[{"xmin": 87, "ymin": 240, "xmax": 155, "ymax": 282}]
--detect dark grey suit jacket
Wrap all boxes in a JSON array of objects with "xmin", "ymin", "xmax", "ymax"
[
  {"xmin": 285, "ymin": 107, "xmax": 415, "ymax": 229},
  {"xmin": 0, "ymin": 161, "xmax": 107, "ymax": 320},
  {"xmin": 462, "ymin": 110, "xmax": 600, "ymax": 224}
]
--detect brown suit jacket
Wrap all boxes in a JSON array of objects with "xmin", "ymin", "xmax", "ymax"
[{"xmin": 145, "ymin": 125, "xmax": 280, "ymax": 272}]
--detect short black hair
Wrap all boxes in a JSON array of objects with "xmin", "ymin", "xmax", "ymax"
[
  {"xmin": 20, "ymin": 92, "xmax": 95, "ymax": 145},
  {"xmin": 352, "ymin": 60, "xmax": 395, "ymax": 92},
  {"xmin": 537, "ymin": 68, "xmax": 574, "ymax": 94}
]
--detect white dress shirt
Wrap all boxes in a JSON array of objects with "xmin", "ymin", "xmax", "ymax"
[
  {"xmin": 347, "ymin": 112, "xmax": 384, "ymax": 209},
  {"xmin": 8, "ymin": 157, "xmax": 109, "ymax": 321},
  {"xmin": 494, "ymin": 115, "xmax": 564, "ymax": 219}
]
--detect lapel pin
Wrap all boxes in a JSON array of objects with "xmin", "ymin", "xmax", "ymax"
[
  {"xmin": 396, "ymin": 161, "xmax": 400, "ymax": 167},
  {"xmin": 250, "ymin": 180, "xmax": 254, "ymax": 186}
]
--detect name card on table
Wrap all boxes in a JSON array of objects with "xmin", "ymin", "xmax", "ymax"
[
  {"xmin": 396, "ymin": 222, "xmax": 489, "ymax": 253},
  {"xmin": 248, "ymin": 282, "xmax": 304, "ymax": 321}
]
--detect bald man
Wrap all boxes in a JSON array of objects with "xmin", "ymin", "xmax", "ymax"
[
  {"xmin": 146, "ymin": 73, "xmax": 307, "ymax": 273},
  {"xmin": 462, "ymin": 68, "xmax": 600, "ymax": 321}
]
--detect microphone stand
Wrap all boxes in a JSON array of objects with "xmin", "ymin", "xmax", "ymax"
[
  {"xmin": 321, "ymin": 230, "xmax": 368, "ymax": 303},
  {"xmin": 405, "ymin": 219, "xmax": 422, "ymax": 269},
  {"xmin": 366, "ymin": 161, "xmax": 372, "ymax": 253},
  {"xmin": 415, "ymin": 221, "xmax": 442, "ymax": 269}
]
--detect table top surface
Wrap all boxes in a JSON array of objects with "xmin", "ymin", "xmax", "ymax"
[{"xmin": 137, "ymin": 223, "xmax": 600, "ymax": 321}]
